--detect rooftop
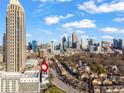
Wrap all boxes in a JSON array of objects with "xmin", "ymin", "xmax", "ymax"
[
  {"xmin": 7, "ymin": 0, "xmax": 24, "ymax": 12},
  {"xmin": 0, "ymin": 71, "xmax": 39, "ymax": 78}
]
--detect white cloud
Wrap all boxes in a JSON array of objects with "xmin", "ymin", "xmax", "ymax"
[
  {"xmin": 56, "ymin": 0, "xmax": 71, "ymax": 2},
  {"xmin": 96, "ymin": 0, "xmax": 103, "ymax": 2},
  {"xmin": 62, "ymin": 19, "xmax": 96, "ymax": 28},
  {"xmin": 45, "ymin": 16, "xmax": 60, "ymax": 25},
  {"xmin": 91, "ymin": 0, "xmax": 104, "ymax": 3},
  {"xmin": 44, "ymin": 30, "xmax": 54, "ymax": 35},
  {"xmin": 101, "ymin": 27, "xmax": 118, "ymax": 33},
  {"xmin": 44, "ymin": 13, "xmax": 74, "ymax": 25},
  {"xmin": 100, "ymin": 27, "xmax": 124, "ymax": 34},
  {"xmin": 81, "ymin": 35, "xmax": 89, "ymax": 39},
  {"xmin": 113, "ymin": 17, "xmax": 124, "ymax": 22},
  {"xmin": 78, "ymin": 1, "xmax": 124, "ymax": 13},
  {"xmin": 38, "ymin": 29, "xmax": 54, "ymax": 35},
  {"xmin": 26, "ymin": 34, "xmax": 32, "ymax": 37},
  {"xmin": 102, "ymin": 35, "xmax": 113, "ymax": 39},
  {"xmin": 51, "ymin": 39, "xmax": 57, "ymax": 42},
  {"xmin": 60, "ymin": 14, "xmax": 74, "ymax": 19},
  {"xmin": 32, "ymin": 0, "xmax": 71, "ymax": 2},
  {"xmin": 120, "ymin": 30, "xmax": 124, "ymax": 34},
  {"xmin": 76, "ymin": 30, "xmax": 85, "ymax": 34}
]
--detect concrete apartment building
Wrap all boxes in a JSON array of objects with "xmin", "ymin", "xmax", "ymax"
[
  {"xmin": 5, "ymin": 0, "xmax": 26, "ymax": 72},
  {"xmin": 0, "ymin": 71, "xmax": 40, "ymax": 93}
]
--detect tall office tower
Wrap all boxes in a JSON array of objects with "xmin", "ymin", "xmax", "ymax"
[
  {"xmin": 62, "ymin": 36, "xmax": 67, "ymax": 51},
  {"xmin": 32, "ymin": 40, "xmax": 38, "ymax": 52},
  {"xmin": 113, "ymin": 39, "xmax": 118, "ymax": 49},
  {"xmin": 81, "ymin": 38, "xmax": 89, "ymax": 49},
  {"xmin": 76, "ymin": 41, "xmax": 80, "ymax": 49},
  {"xmin": 72, "ymin": 31, "xmax": 78, "ymax": 43},
  {"xmin": 113, "ymin": 39, "xmax": 123, "ymax": 49},
  {"xmin": 68, "ymin": 36, "xmax": 72, "ymax": 48},
  {"xmin": 89, "ymin": 38, "xmax": 96, "ymax": 45},
  {"xmin": 72, "ymin": 31, "xmax": 78, "ymax": 48},
  {"xmin": 27, "ymin": 42, "xmax": 32, "ymax": 50},
  {"xmin": 118, "ymin": 39, "xmax": 123, "ymax": 49},
  {"xmin": 6, "ymin": 0, "xmax": 26, "ymax": 72},
  {"xmin": 122, "ymin": 40, "xmax": 124, "ymax": 49},
  {"xmin": 51, "ymin": 41, "xmax": 55, "ymax": 52},
  {"xmin": 3, "ymin": 33, "xmax": 6, "ymax": 63}
]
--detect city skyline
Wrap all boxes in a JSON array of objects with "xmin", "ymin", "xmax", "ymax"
[
  {"xmin": 0, "ymin": 0, "xmax": 124, "ymax": 45},
  {"xmin": 0, "ymin": 0, "xmax": 124, "ymax": 93}
]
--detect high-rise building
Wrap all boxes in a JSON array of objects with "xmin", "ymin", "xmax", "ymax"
[
  {"xmin": 76, "ymin": 41, "xmax": 80, "ymax": 49},
  {"xmin": 89, "ymin": 39, "xmax": 96, "ymax": 45},
  {"xmin": 118, "ymin": 39, "xmax": 123, "ymax": 49},
  {"xmin": 51, "ymin": 41, "xmax": 55, "ymax": 52},
  {"xmin": 56, "ymin": 43, "xmax": 61, "ymax": 50},
  {"xmin": 0, "ymin": 71, "xmax": 40, "ymax": 93},
  {"xmin": 81, "ymin": 38, "xmax": 89, "ymax": 49},
  {"xmin": 72, "ymin": 32, "xmax": 78, "ymax": 43},
  {"xmin": 62, "ymin": 36, "xmax": 67, "ymax": 51},
  {"xmin": 122, "ymin": 40, "xmax": 124, "ymax": 49},
  {"xmin": 68, "ymin": 36, "xmax": 72, "ymax": 48},
  {"xmin": 3, "ymin": 33, "xmax": 6, "ymax": 63},
  {"xmin": 40, "ymin": 43, "xmax": 49, "ymax": 50},
  {"xmin": 32, "ymin": 40, "xmax": 38, "ymax": 52},
  {"xmin": 113, "ymin": 39, "xmax": 124, "ymax": 49},
  {"xmin": 113, "ymin": 39, "xmax": 118, "ymax": 49},
  {"xmin": 27, "ymin": 42, "xmax": 32, "ymax": 50},
  {"xmin": 72, "ymin": 32, "xmax": 78, "ymax": 48},
  {"xmin": 101, "ymin": 41, "xmax": 112, "ymax": 48},
  {"xmin": 6, "ymin": 0, "xmax": 26, "ymax": 72}
]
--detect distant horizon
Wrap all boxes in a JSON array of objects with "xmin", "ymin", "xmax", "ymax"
[
  {"xmin": 0, "ymin": 0, "xmax": 124, "ymax": 45},
  {"xmin": 1, "ymin": 36, "xmax": 124, "ymax": 46}
]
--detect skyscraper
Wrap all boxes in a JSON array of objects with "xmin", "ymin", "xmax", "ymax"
[
  {"xmin": 89, "ymin": 39, "xmax": 96, "ymax": 45},
  {"xmin": 51, "ymin": 41, "xmax": 55, "ymax": 52},
  {"xmin": 113, "ymin": 39, "xmax": 118, "ymax": 49},
  {"xmin": 32, "ymin": 40, "xmax": 38, "ymax": 52},
  {"xmin": 118, "ymin": 39, "xmax": 123, "ymax": 49},
  {"xmin": 62, "ymin": 36, "xmax": 67, "ymax": 51},
  {"xmin": 67, "ymin": 36, "xmax": 72, "ymax": 48},
  {"xmin": 72, "ymin": 31, "xmax": 78, "ymax": 48},
  {"xmin": 113, "ymin": 39, "xmax": 124, "ymax": 49},
  {"xmin": 3, "ymin": 33, "xmax": 6, "ymax": 63},
  {"xmin": 27, "ymin": 42, "xmax": 32, "ymax": 50},
  {"xmin": 72, "ymin": 31, "xmax": 78, "ymax": 44},
  {"xmin": 81, "ymin": 38, "xmax": 89, "ymax": 49},
  {"xmin": 5, "ymin": 0, "xmax": 26, "ymax": 72}
]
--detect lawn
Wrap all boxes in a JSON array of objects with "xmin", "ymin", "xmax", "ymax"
[{"xmin": 43, "ymin": 85, "xmax": 66, "ymax": 93}]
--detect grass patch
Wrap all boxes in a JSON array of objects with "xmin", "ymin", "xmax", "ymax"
[{"xmin": 43, "ymin": 85, "xmax": 66, "ymax": 93}]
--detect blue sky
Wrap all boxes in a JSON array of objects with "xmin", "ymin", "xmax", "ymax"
[{"xmin": 0, "ymin": 0, "xmax": 124, "ymax": 45}]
